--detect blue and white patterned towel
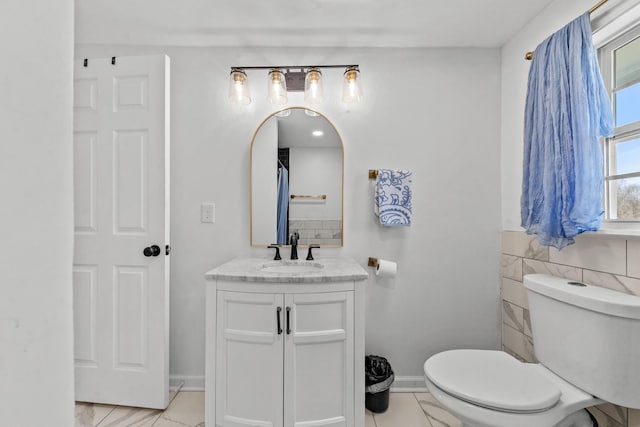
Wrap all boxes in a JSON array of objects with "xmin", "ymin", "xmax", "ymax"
[{"xmin": 374, "ymin": 169, "xmax": 412, "ymax": 226}]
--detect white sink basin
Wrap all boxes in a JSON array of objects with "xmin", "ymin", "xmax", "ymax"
[{"xmin": 260, "ymin": 261, "xmax": 325, "ymax": 274}]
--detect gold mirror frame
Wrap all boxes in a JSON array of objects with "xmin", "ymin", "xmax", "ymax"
[{"xmin": 250, "ymin": 107, "xmax": 344, "ymax": 248}]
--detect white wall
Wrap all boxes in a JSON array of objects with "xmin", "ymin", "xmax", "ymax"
[
  {"xmin": 75, "ymin": 45, "xmax": 502, "ymax": 383},
  {"xmin": 0, "ymin": 0, "xmax": 75, "ymax": 424},
  {"xmin": 289, "ymin": 147, "xmax": 342, "ymax": 220}
]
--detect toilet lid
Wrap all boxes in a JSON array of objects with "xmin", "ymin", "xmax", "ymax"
[{"xmin": 424, "ymin": 350, "xmax": 561, "ymax": 413}]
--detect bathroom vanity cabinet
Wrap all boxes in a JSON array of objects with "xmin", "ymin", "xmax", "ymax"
[{"xmin": 204, "ymin": 258, "xmax": 368, "ymax": 427}]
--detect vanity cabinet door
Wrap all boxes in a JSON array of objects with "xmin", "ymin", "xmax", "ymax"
[
  {"xmin": 284, "ymin": 291, "xmax": 354, "ymax": 427},
  {"xmin": 216, "ymin": 291, "xmax": 284, "ymax": 427}
]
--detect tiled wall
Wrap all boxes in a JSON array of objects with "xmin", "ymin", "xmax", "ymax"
[
  {"xmin": 501, "ymin": 231, "xmax": 640, "ymax": 427},
  {"xmin": 289, "ymin": 219, "xmax": 342, "ymax": 246}
]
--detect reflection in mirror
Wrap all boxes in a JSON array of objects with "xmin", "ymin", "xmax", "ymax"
[{"xmin": 251, "ymin": 107, "xmax": 343, "ymax": 247}]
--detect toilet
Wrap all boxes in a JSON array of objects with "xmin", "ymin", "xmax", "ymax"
[{"xmin": 423, "ymin": 274, "xmax": 640, "ymax": 427}]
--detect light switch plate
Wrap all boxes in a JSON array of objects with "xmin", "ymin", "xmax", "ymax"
[{"xmin": 201, "ymin": 203, "xmax": 215, "ymax": 223}]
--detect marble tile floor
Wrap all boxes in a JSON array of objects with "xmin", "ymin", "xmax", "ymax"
[
  {"xmin": 75, "ymin": 390, "xmax": 205, "ymax": 427},
  {"xmin": 75, "ymin": 391, "xmax": 461, "ymax": 427},
  {"xmin": 367, "ymin": 393, "xmax": 462, "ymax": 427}
]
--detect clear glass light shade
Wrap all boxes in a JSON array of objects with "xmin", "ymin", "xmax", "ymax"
[
  {"xmin": 342, "ymin": 67, "xmax": 363, "ymax": 104},
  {"xmin": 275, "ymin": 108, "xmax": 291, "ymax": 117},
  {"xmin": 228, "ymin": 70, "xmax": 251, "ymax": 105},
  {"xmin": 304, "ymin": 68, "xmax": 323, "ymax": 104},
  {"xmin": 268, "ymin": 69, "xmax": 288, "ymax": 105}
]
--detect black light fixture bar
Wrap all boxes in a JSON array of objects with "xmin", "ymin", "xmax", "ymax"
[{"xmin": 230, "ymin": 64, "xmax": 358, "ymax": 71}]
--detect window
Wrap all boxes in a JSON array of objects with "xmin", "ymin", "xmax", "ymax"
[{"xmin": 599, "ymin": 24, "xmax": 640, "ymax": 222}]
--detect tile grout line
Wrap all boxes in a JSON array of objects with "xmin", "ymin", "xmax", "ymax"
[
  {"xmin": 95, "ymin": 407, "xmax": 162, "ymax": 427},
  {"xmin": 93, "ymin": 385, "xmax": 185, "ymax": 427},
  {"xmin": 94, "ymin": 406, "xmax": 116, "ymax": 427},
  {"xmin": 412, "ymin": 393, "xmax": 435, "ymax": 427},
  {"xmin": 367, "ymin": 409, "xmax": 378, "ymax": 427},
  {"xmin": 80, "ymin": 403, "xmax": 116, "ymax": 427},
  {"xmin": 150, "ymin": 385, "xmax": 185, "ymax": 427}
]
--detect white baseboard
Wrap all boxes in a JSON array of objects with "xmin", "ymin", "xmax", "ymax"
[
  {"xmin": 169, "ymin": 374, "xmax": 427, "ymax": 393},
  {"xmin": 170, "ymin": 375, "xmax": 205, "ymax": 391},
  {"xmin": 389, "ymin": 376, "xmax": 428, "ymax": 393}
]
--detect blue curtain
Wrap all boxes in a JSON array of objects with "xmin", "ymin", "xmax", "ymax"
[
  {"xmin": 276, "ymin": 166, "xmax": 289, "ymax": 245},
  {"xmin": 521, "ymin": 13, "xmax": 614, "ymax": 249}
]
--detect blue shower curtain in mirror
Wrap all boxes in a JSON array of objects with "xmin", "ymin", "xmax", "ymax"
[
  {"xmin": 521, "ymin": 12, "xmax": 613, "ymax": 249},
  {"xmin": 277, "ymin": 166, "xmax": 289, "ymax": 245}
]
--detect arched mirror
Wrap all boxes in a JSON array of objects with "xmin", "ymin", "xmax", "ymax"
[{"xmin": 250, "ymin": 107, "xmax": 344, "ymax": 247}]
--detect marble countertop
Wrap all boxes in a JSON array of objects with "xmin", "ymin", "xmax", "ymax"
[{"xmin": 204, "ymin": 257, "xmax": 369, "ymax": 283}]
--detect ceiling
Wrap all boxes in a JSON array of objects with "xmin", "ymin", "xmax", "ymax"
[
  {"xmin": 75, "ymin": 0, "xmax": 555, "ymax": 48},
  {"xmin": 277, "ymin": 109, "xmax": 341, "ymax": 148}
]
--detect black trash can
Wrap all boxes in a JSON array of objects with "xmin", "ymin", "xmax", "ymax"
[{"xmin": 365, "ymin": 355, "xmax": 394, "ymax": 413}]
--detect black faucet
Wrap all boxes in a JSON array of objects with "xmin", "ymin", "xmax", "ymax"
[
  {"xmin": 267, "ymin": 244, "xmax": 281, "ymax": 260},
  {"xmin": 290, "ymin": 232, "xmax": 299, "ymax": 260},
  {"xmin": 306, "ymin": 244, "xmax": 320, "ymax": 261}
]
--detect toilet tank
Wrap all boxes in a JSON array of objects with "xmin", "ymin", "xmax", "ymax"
[{"xmin": 524, "ymin": 274, "xmax": 640, "ymax": 409}]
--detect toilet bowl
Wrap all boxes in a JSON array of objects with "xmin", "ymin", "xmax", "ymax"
[
  {"xmin": 423, "ymin": 274, "xmax": 640, "ymax": 427},
  {"xmin": 423, "ymin": 349, "xmax": 601, "ymax": 427}
]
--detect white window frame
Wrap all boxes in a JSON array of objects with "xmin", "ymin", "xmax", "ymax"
[{"xmin": 598, "ymin": 22, "xmax": 640, "ymax": 226}]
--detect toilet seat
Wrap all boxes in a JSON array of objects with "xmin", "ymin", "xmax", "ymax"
[{"xmin": 424, "ymin": 350, "xmax": 561, "ymax": 413}]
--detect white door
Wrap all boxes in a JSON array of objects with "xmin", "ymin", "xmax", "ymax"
[
  {"xmin": 216, "ymin": 291, "xmax": 285, "ymax": 427},
  {"xmin": 73, "ymin": 55, "xmax": 170, "ymax": 409},
  {"xmin": 284, "ymin": 292, "xmax": 354, "ymax": 427}
]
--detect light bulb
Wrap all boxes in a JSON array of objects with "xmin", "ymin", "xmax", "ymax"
[
  {"xmin": 228, "ymin": 69, "xmax": 251, "ymax": 105},
  {"xmin": 342, "ymin": 66, "xmax": 362, "ymax": 104},
  {"xmin": 275, "ymin": 108, "xmax": 291, "ymax": 117},
  {"xmin": 304, "ymin": 68, "xmax": 323, "ymax": 104},
  {"xmin": 267, "ymin": 69, "xmax": 288, "ymax": 105}
]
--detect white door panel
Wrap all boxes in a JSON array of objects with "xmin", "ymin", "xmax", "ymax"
[
  {"xmin": 72, "ymin": 265, "xmax": 98, "ymax": 366},
  {"xmin": 285, "ymin": 292, "xmax": 354, "ymax": 427},
  {"xmin": 73, "ymin": 132, "xmax": 98, "ymax": 233},
  {"xmin": 216, "ymin": 291, "xmax": 284, "ymax": 427},
  {"xmin": 113, "ymin": 130, "xmax": 148, "ymax": 233},
  {"xmin": 73, "ymin": 55, "xmax": 170, "ymax": 409}
]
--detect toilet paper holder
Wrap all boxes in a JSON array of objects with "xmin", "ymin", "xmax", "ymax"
[{"xmin": 367, "ymin": 257, "xmax": 397, "ymax": 278}]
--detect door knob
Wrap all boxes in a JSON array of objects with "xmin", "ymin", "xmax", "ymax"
[{"xmin": 143, "ymin": 245, "xmax": 161, "ymax": 257}]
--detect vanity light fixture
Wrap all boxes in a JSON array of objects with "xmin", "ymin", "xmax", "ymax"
[
  {"xmin": 228, "ymin": 69, "xmax": 251, "ymax": 105},
  {"xmin": 228, "ymin": 65, "xmax": 361, "ymax": 106},
  {"xmin": 275, "ymin": 109, "xmax": 292, "ymax": 117},
  {"xmin": 342, "ymin": 66, "xmax": 363, "ymax": 104},
  {"xmin": 267, "ymin": 69, "xmax": 288, "ymax": 105},
  {"xmin": 304, "ymin": 68, "xmax": 323, "ymax": 104}
]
